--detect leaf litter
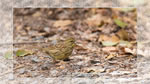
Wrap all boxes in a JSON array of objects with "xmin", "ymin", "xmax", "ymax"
[{"xmin": 13, "ymin": 8, "xmax": 137, "ymax": 78}]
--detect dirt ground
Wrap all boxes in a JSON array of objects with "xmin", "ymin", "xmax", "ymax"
[{"xmin": 13, "ymin": 8, "xmax": 137, "ymax": 78}]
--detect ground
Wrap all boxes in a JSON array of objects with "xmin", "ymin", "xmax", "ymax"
[{"xmin": 13, "ymin": 8, "xmax": 137, "ymax": 78}]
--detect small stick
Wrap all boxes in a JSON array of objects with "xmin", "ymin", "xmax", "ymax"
[{"xmin": 0, "ymin": 41, "xmax": 51, "ymax": 46}]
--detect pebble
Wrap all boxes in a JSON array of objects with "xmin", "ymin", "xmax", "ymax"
[
  {"xmin": 31, "ymin": 57, "xmax": 41, "ymax": 63},
  {"xmin": 44, "ymin": 27, "xmax": 50, "ymax": 32},
  {"xmin": 18, "ymin": 68, "xmax": 25, "ymax": 74}
]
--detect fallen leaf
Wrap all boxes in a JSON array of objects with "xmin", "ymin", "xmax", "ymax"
[
  {"xmin": 75, "ymin": 44, "xmax": 87, "ymax": 51},
  {"xmin": 114, "ymin": 18, "xmax": 127, "ymax": 28},
  {"xmin": 53, "ymin": 20, "xmax": 72, "ymax": 27},
  {"xmin": 100, "ymin": 35, "xmax": 120, "ymax": 47},
  {"xmin": 102, "ymin": 41, "xmax": 118, "ymax": 46},
  {"xmin": 32, "ymin": 12, "xmax": 42, "ymax": 17},
  {"xmin": 106, "ymin": 68, "xmax": 116, "ymax": 73},
  {"xmin": 111, "ymin": 35, "xmax": 120, "ymax": 43},
  {"xmin": 106, "ymin": 53, "xmax": 117, "ymax": 60},
  {"xmin": 130, "ymin": 41, "xmax": 137, "ymax": 44},
  {"xmin": 98, "ymin": 34, "xmax": 110, "ymax": 42},
  {"xmin": 119, "ymin": 40, "xmax": 132, "ymax": 47},
  {"xmin": 116, "ymin": 8, "xmax": 136, "ymax": 12},
  {"xmin": 57, "ymin": 65, "xmax": 65, "ymax": 69},
  {"xmin": 16, "ymin": 49, "xmax": 34, "ymax": 57},
  {"xmin": 102, "ymin": 47, "xmax": 118, "ymax": 52},
  {"xmin": 99, "ymin": 35, "xmax": 120, "ymax": 42},
  {"xmin": 86, "ymin": 67, "xmax": 105, "ymax": 73},
  {"xmin": 86, "ymin": 14, "xmax": 103, "ymax": 26},
  {"xmin": 4, "ymin": 51, "xmax": 13, "ymax": 59},
  {"xmin": 124, "ymin": 48, "xmax": 136, "ymax": 55},
  {"xmin": 117, "ymin": 29, "xmax": 128, "ymax": 40}
]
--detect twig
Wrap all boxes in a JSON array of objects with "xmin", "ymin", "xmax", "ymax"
[{"xmin": 0, "ymin": 41, "xmax": 51, "ymax": 46}]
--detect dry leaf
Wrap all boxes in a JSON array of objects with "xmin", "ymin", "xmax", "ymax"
[
  {"xmin": 75, "ymin": 44, "xmax": 87, "ymax": 51},
  {"xmin": 111, "ymin": 35, "xmax": 120, "ymax": 43},
  {"xmin": 86, "ymin": 67, "xmax": 105, "ymax": 73},
  {"xmin": 86, "ymin": 14, "xmax": 103, "ymax": 26},
  {"xmin": 102, "ymin": 41, "xmax": 118, "ymax": 46},
  {"xmin": 99, "ymin": 34, "xmax": 120, "ymax": 46},
  {"xmin": 106, "ymin": 53, "xmax": 117, "ymax": 60},
  {"xmin": 117, "ymin": 29, "xmax": 128, "ymax": 40},
  {"xmin": 32, "ymin": 12, "xmax": 42, "ymax": 17},
  {"xmin": 102, "ymin": 47, "xmax": 118, "ymax": 52},
  {"xmin": 53, "ymin": 20, "xmax": 72, "ymax": 27},
  {"xmin": 99, "ymin": 34, "xmax": 120, "ymax": 42},
  {"xmin": 119, "ymin": 40, "xmax": 132, "ymax": 47},
  {"xmin": 115, "ymin": 8, "xmax": 136, "ymax": 12},
  {"xmin": 106, "ymin": 68, "xmax": 116, "ymax": 73},
  {"xmin": 124, "ymin": 48, "xmax": 136, "ymax": 55},
  {"xmin": 57, "ymin": 65, "xmax": 65, "ymax": 69},
  {"xmin": 98, "ymin": 34, "xmax": 110, "ymax": 42}
]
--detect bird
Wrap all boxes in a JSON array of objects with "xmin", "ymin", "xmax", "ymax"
[{"xmin": 42, "ymin": 37, "xmax": 76, "ymax": 62}]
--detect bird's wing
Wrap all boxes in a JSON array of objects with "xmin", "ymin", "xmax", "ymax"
[
  {"xmin": 55, "ymin": 43, "xmax": 67, "ymax": 49},
  {"xmin": 49, "ymin": 49, "xmax": 62, "ymax": 56}
]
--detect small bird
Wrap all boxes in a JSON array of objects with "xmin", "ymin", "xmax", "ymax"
[{"xmin": 42, "ymin": 37, "xmax": 76, "ymax": 62}]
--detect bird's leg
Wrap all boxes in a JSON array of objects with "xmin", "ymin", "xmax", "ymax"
[{"xmin": 52, "ymin": 58, "xmax": 58, "ymax": 63}]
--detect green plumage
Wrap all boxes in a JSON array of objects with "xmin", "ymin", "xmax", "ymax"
[{"xmin": 43, "ymin": 37, "xmax": 76, "ymax": 60}]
